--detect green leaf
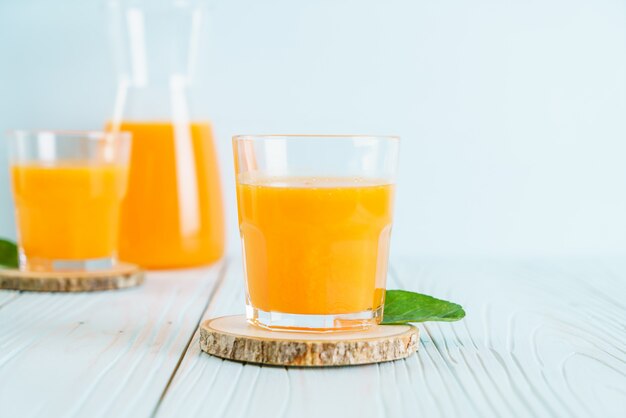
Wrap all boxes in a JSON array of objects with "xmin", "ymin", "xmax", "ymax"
[
  {"xmin": 0, "ymin": 238, "xmax": 18, "ymax": 268},
  {"xmin": 382, "ymin": 289, "xmax": 465, "ymax": 324}
]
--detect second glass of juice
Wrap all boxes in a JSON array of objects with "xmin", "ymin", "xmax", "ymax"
[
  {"xmin": 233, "ymin": 135, "xmax": 399, "ymax": 331},
  {"xmin": 8, "ymin": 130, "xmax": 131, "ymax": 272}
]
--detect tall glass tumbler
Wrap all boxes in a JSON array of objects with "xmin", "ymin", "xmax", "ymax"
[
  {"xmin": 233, "ymin": 135, "xmax": 399, "ymax": 331},
  {"xmin": 8, "ymin": 131, "xmax": 131, "ymax": 272}
]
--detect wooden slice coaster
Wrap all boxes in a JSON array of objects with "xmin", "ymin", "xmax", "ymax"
[
  {"xmin": 0, "ymin": 263, "xmax": 145, "ymax": 292},
  {"xmin": 200, "ymin": 315, "xmax": 419, "ymax": 367}
]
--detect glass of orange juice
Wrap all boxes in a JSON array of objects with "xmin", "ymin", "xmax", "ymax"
[
  {"xmin": 233, "ymin": 135, "xmax": 399, "ymax": 331},
  {"xmin": 8, "ymin": 130, "xmax": 131, "ymax": 272}
]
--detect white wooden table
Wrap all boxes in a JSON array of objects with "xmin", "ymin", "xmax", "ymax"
[{"xmin": 1, "ymin": 256, "xmax": 625, "ymax": 418}]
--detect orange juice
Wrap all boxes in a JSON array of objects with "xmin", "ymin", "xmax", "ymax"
[
  {"xmin": 237, "ymin": 176, "xmax": 394, "ymax": 316},
  {"xmin": 115, "ymin": 121, "xmax": 224, "ymax": 268},
  {"xmin": 11, "ymin": 163, "xmax": 127, "ymax": 260}
]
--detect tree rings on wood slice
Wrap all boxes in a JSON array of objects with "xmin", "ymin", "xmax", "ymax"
[
  {"xmin": 199, "ymin": 315, "xmax": 419, "ymax": 367},
  {"xmin": 0, "ymin": 263, "xmax": 145, "ymax": 292}
]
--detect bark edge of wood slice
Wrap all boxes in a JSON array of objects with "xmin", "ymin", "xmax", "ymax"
[
  {"xmin": 199, "ymin": 314, "xmax": 419, "ymax": 367},
  {"xmin": 0, "ymin": 263, "xmax": 145, "ymax": 292}
]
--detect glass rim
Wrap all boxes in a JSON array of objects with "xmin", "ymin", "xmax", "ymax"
[
  {"xmin": 232, "ymin": 134, "xmax": 400, "ymax": 142},
  {"xmin": 7, "ymin": 129, "xmax": 131, "ymax": 141}
]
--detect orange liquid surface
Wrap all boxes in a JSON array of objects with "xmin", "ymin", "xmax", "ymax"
[
  {"xmin": 237, "ymin": 176, "xmax": 394, "ymax": 315},
  {"xmin": 116, "ymin": 121, "xmax": 225, "ymax": 268},
  {"xmin": 12, "ymin": 163, "xmax": 127, "ymax": 260}
]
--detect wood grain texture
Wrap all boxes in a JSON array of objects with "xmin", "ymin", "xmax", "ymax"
[
  {"xmin": 0, "ymin": 290, "xmax": 20, "ymax": 309},
  {"xmin": 1, "ymin": 257, "xmax": 624, "ymax": 418},
  {"xmin": 0, "ymin": 262, "xmax": 226, "ymax": 418},
  {"xmin": 0, "ymin": 263, "xmax": 144, "ymax": 292},
  {"xmin": 200, "ymin": 315, "xmax": 418, "ymax": 366},
  {"xmin": 157, "ymin": 257, "xmax": 626, "ymax": 418}
]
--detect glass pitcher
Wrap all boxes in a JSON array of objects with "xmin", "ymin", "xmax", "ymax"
[{"xmin": 107, "ymin": 0, "xmax": 224, "ymax": 268}]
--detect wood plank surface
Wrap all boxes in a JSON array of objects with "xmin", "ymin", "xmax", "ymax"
[
  {"xmin": 0, "ymin": 263, "xmax": 226, "ymax": 418},
  {"xmin": 1, "ymin": 257, "xmax": 624, "ymax": 418},
  {"xmin": 389, "ymin": 257, "xmax": 626, "ymax": 418},
  {"xmin": 156, "ymin": 257, "xmax": 626, "ymax": 418}
]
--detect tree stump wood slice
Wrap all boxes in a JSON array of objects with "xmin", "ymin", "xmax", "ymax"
[
  {"xmin": 0, "ymin": 263, "xmax": 144, "ymax": 292},
  {"xmin": 199, "ymin": 315, "xmax": 419, "ymax": 367}
]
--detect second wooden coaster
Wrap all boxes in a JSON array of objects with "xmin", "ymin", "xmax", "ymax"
[
  {"xmin": 0, "ymin": 263, "xmax": 145, "ymax": 292},
  {"xmin": 200, "ymin": 315, "xmax": 419, "ymax": 367}
]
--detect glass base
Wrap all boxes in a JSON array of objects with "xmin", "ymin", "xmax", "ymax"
[
  {"xmin": 246, "ymin": 304, "xmax": 383, "ymax": 333},
  {"xmin": 20, "ymin": 254, "xmax": 116, "ymax": 272}
]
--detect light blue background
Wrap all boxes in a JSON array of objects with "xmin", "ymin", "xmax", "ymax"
[{"xmin": 2, "ymin": 0, "xmax": 626, "ymax": 257}]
